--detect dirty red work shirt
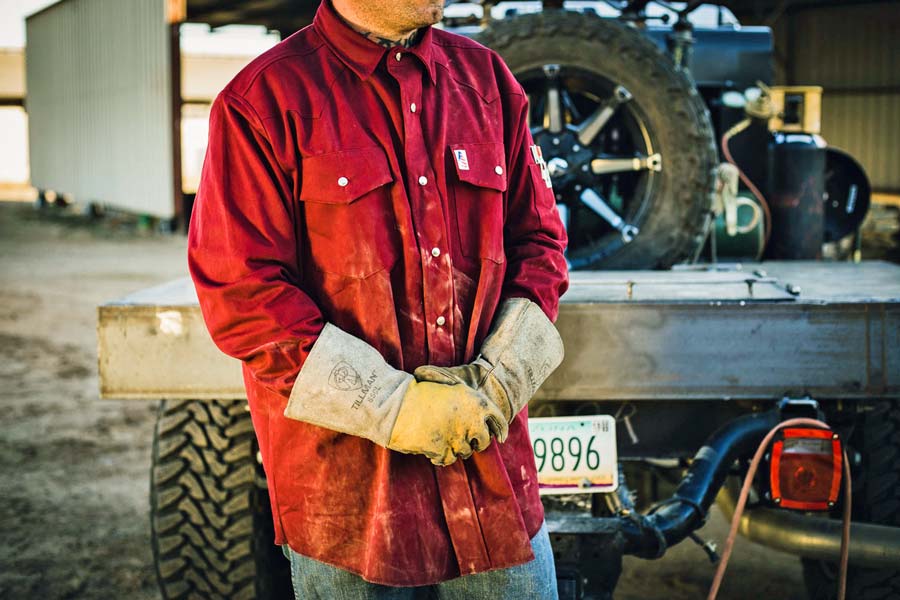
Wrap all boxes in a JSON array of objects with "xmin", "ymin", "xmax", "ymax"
[{"xmin": 188, "ymin": 1, "xmax": 568, "ymax": 586}]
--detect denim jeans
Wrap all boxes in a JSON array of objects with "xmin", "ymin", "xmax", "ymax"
[{"xmin": 281, "ymin": 521, "xmax": 558, "ymax": 600}]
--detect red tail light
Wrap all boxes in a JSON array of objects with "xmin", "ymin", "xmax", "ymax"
[{"xmin": 769, "ymin": 427, "xmax": 842, "ymax": 511}]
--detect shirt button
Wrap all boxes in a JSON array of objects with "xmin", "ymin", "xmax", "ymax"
[
  {"xmin": 337, "ymin": 176, "xmax": 349, "ymax": 187},
  {"xmin": 436, "ymin": 315, "xmax": 446, "ymax": 326},
  {"xmin": 395, "ymin": 52, "xmax": 402, "ymax": 61},
  {"xmin": 410, "ymin": 103, "xmax": 417, "ymax": 113},
  {"xmin": 418, "ymin": 176, "xmax": 428, "ymax": 186},
  {"xmin": 495, "ymin": 165, "xmax": 504, "ymax": 175},
  {"xmin": 431, "ymin": 247, "xmax": 440, "ymax": 257}
]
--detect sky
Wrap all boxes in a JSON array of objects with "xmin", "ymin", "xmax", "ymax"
[{"xmin": 0, "ymin": 0, "xmax": 58, "ymax": 48}]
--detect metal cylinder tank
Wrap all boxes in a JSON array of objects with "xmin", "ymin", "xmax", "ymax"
[{"xmin": 764, "ymin": 133, "xmax": 827, "ymax": 259}]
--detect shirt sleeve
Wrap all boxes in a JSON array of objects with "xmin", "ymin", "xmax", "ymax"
[
  {"xmin": 188, "ymin": 90, "xmax": 324, "ymax": 397},
  {"xmin": 499, "ymin": 65, "xmax": 570, "ymax": 322}
]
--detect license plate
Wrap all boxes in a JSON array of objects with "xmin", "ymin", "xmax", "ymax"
[{"xmin": 528, "ymin": 415, "xmax": 618, "ymax": 495}]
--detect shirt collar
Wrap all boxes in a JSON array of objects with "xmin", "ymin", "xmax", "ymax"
[{"xmin": 313, "ymin": 0, "xmax": 437, "ymax": 85}]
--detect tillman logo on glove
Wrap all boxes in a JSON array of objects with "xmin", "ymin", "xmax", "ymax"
[{"xmin": 329, "ymin": 361, "xmax": 362, "ymax": 391}]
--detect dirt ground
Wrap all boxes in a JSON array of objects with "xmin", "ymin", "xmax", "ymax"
[{"xmin": 4, "ymin": 199, "xmax": 895, "ymax": 599}]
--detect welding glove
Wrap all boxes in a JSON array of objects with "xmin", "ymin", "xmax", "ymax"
[
  {"xmin": 284, "ymin": 323, "xmax": 507, "ymax": 466},
  {"xmin": 413, "ymin": 298, "xmax": 564, "ymax": 425}
]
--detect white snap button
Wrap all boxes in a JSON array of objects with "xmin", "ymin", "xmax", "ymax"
[
  {"xmin": 436, "ymin": 315, "xmax": 446, "ymax": 326},
  {"xmin": 410, "ymin": 103, "xmax": 417, "ymax": 113},
  {"xmin": 431, "ymin": 247, "xmax": 440, "ymax": 257},
  {"xmin": 337, "ymin": 177, "xmax": 349, "ymax": 187},
  {"xmin": 495, "ymin": 166, "xmax": 503, "ymax": 175},
  {"xmin": 395, "ymin": 52, "xmax": 402, "ymax": 61},
  {"xmin": 418, "ymin": 176, "xmax": 428, "ymax": 186}
]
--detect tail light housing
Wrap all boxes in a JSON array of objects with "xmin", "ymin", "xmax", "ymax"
[{"xmin": 768, "ymin": 427, "xmax": 842, "ymax": 511}]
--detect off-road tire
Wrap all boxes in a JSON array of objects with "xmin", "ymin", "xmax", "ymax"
[
  {"xmin": 802, "ymin": 400, "xmax": 900, "ymax": 600},
  {"xmin": 476, "ymin": 10, "xmax": 717, "ymax": 269},
  {"xmin": 151, "ymin": 399, "xmax": 291, "ymax": 599}
]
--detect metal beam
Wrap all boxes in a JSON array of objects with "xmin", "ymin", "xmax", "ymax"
[
  {"xmin": 186, "ymin": 0, "xmax": 317, "ymax": 31},
  {"xmin": 97, "ymin": 262, "xmax": 900, "ymax": 401}
]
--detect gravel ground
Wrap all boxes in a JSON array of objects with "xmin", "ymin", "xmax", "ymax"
[{"xmin": 6, "ymin": 199, "xmax": 894, "ymax": 599}]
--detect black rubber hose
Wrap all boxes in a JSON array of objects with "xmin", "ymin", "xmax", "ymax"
[{"xmin": 622, "ymin": 410, "xmax": 781, "ymax": 558}]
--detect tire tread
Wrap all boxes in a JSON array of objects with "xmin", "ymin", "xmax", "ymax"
[{"xmin": 150, "ymin": 399, "xmax": 289, "ymax": 599}]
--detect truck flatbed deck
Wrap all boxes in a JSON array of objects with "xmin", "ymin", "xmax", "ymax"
[{"xmin": 98, "ymin": 261, "xmax": 900, "ymax": 402}]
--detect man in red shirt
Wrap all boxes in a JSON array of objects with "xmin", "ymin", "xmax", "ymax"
[{"xmin": 188, "ymin": 0, "xmax": 569, "ymax": 596}]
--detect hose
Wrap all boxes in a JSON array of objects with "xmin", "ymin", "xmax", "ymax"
[
  {"xmin": 720, "ymin": 118, "xmax": 773, "ymax": 253},
  {"xmin": 621, "ymin": 411, "xmax": 781, "ymax": 558},
  {"xmin": 706, "ymin": 417, "xmax": 851, "ymax": 600}
]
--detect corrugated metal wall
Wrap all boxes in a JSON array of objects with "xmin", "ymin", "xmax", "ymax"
[
  {"xmin": 774, "ymin": 2, "xmax": 900, "ymax": 193},
  {"xmin": 26, "ymin": 0, "xmax": 175, "ymax": 218}
]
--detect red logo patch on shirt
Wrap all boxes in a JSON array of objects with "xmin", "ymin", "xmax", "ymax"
[{"xmin": 530, "ymin": 144, "xmax": 553, "ymax": 189}]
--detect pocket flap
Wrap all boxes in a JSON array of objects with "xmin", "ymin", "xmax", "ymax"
[
  {"xmin": 300, "ymin": 146, "xmax": 393, "ymax": 204},
  {"xmin": 449, "ymin": 142, "xmax": 508, "ymax": 192}
]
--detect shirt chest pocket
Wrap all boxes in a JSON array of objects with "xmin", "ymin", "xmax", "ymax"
[
  {"xmin": 448, "ymin": 142, "xmax": 508, "ymax": 264},
  {"xmin": 299, "ymin": 146, "xmax": 399, "ymax": 278}
]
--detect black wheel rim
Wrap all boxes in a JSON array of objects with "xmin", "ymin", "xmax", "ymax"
[{"xmin": 518, "ymin": 63, "xmax": 662, "ymax": 268}]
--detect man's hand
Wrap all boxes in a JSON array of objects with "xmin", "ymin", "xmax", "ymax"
[
  {"xmin": 283, "ymin": 322, "xmax": 508, "ymax": 467},
  {"xmin": 413, "ymin": 360, "xmax": 512, "ymax": 421},
  {"xmin": 414, "ymin": 298, "xmax": 564, "ymax": 430},
  {"xmin": 389, "ymin": 380, "xmax": 507, "ymax": 466}
]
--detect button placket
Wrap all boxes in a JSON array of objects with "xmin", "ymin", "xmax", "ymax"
[{"xmin": 391, "ymin": 60, "xmax": 455, "ymax": 360}]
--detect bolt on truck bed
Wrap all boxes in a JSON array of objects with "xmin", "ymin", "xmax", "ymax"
[{"xmin": 98, "ymin": 260, "xmax": 900, "ymax": 403}]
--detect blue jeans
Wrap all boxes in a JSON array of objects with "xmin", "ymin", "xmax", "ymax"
[{"xmin": 282, "ymin": 522, "xmax": 558, "ymax": 600}]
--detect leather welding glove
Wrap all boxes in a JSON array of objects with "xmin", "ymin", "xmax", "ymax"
[
  {"xmin": 284, "ymin": 323, "xmax": 507, "ymax": 466},
  {"xmin": 413, "ymin": 298, "xmax": 564, "ymax": 425}
]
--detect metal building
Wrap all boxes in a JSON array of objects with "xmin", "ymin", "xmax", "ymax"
[
  {"xmin": 26, "ymin": 0, "xmax": 180, "ymax": 219},
  {"xmin": 730, "ymin": 0, "xmax": 900, "ymax": 196},
  {"xmin": 24, "ymin": 0, "xmax": 900, "ymax": 226}
]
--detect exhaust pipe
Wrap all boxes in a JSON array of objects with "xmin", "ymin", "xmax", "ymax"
[
  {"xmin": 557, "ymin": 408, "xmax": 900, "ymax": 568},
  {"xmin": 717, "ymin": 481, "xmax": 900, "ymax": 569},
  {"xmin": 621, "ymin": 410, "xmax": 780, "ymax": 557}
]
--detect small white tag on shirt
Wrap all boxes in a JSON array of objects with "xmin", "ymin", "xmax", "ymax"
[
  {"xmin": 530, "ymin": 144, "xmax": 553, "ymax": 189},
  {"xmin": 454, "ymin": 149, "xmax": 470, "ymax": 171}
]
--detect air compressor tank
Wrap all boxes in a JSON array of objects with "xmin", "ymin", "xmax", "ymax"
[{"xmin": 763, "ymin": 132, "xmax": 827, "ymax": 259}]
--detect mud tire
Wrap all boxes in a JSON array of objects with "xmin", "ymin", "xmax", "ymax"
[
  {"xmin": 476, "ymin": 10, "xmax": 717, "ymax": 268},
  {"xmin": 150, "ymin": 399, "xmax": 291, "ymax": 599},
  {"xmin": 802, "ymin": 400, "xmax": 900, "ymax": 600}
]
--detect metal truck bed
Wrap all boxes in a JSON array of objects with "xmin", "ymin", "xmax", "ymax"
[{"xmin": 97, "ymin": 261, "xmax": 900, "ymax": 401}]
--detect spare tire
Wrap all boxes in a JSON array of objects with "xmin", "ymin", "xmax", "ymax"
[{"xmin": 476, "ymin": 11, "xmax": 717, "ymax": 269}]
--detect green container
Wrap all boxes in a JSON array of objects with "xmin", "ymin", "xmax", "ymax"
[{"xmin": 713, "ymin": 195, "xmax": 765, "ymax": 259}]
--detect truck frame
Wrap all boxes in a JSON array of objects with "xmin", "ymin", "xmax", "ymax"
[{"xmin": 98, "ymin": 261, "xmax": 900, "ymax": 599}]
